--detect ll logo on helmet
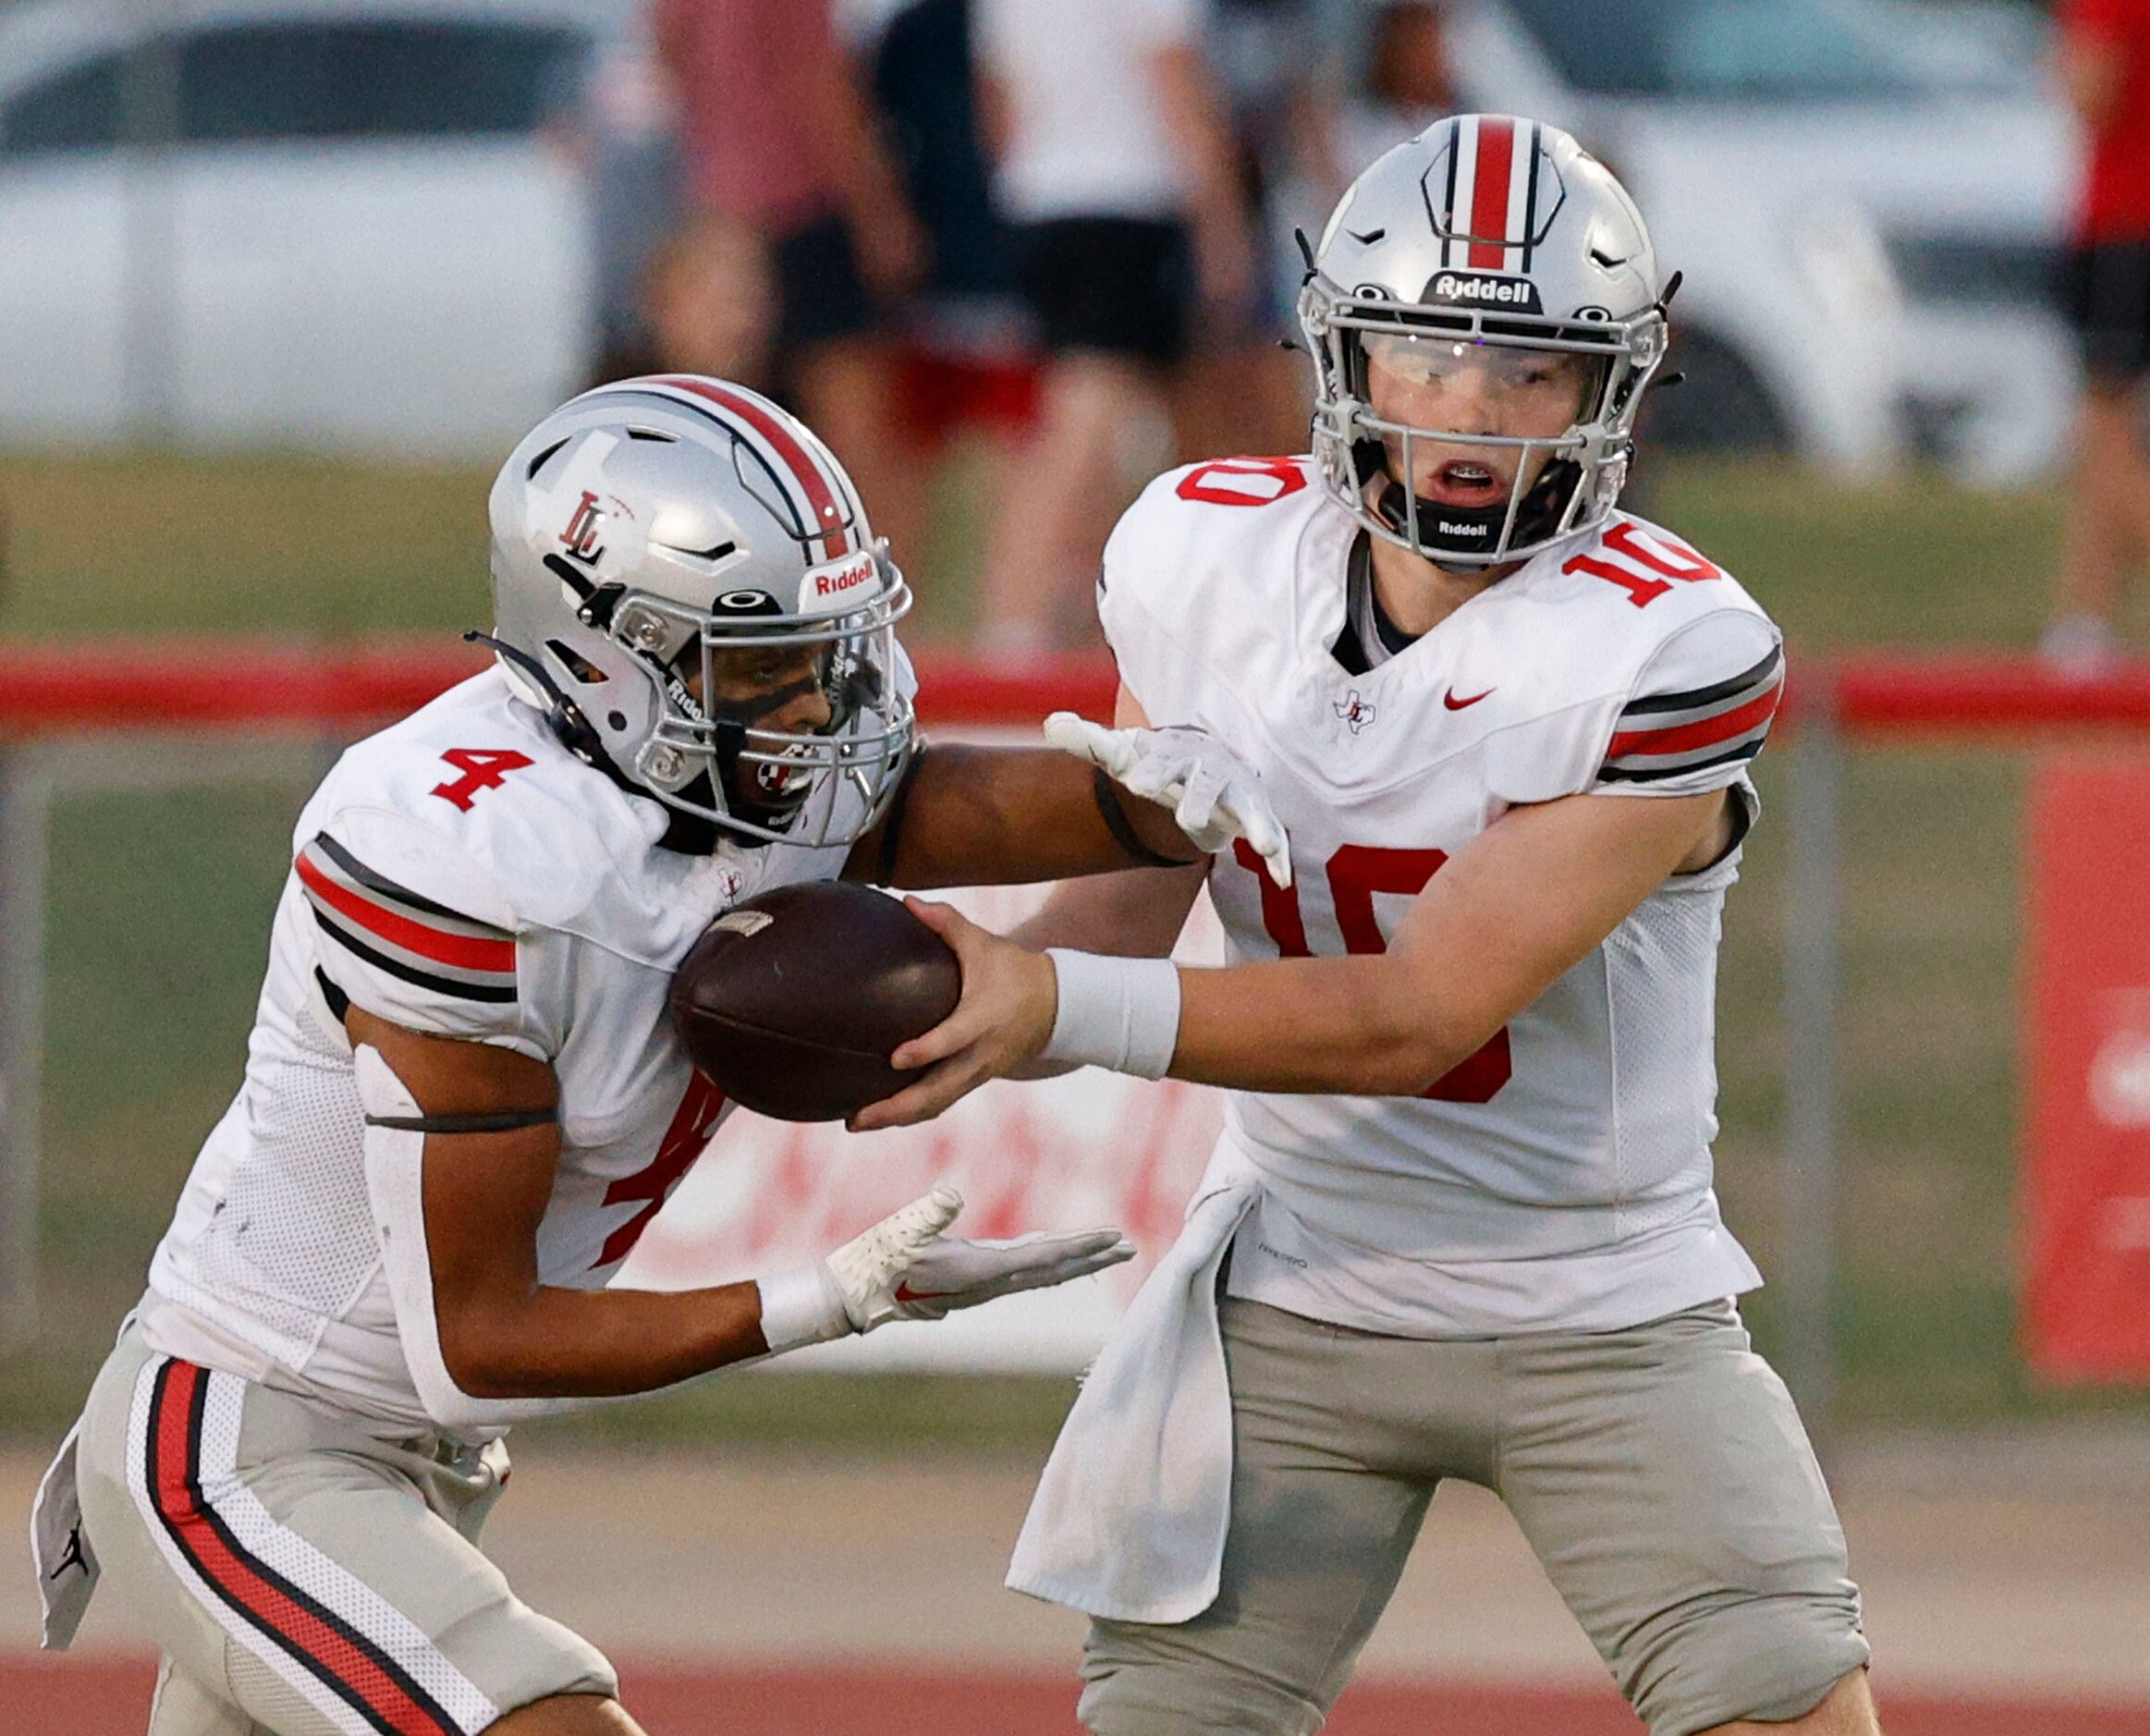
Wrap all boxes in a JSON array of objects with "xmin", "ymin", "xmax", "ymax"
[{"xmin": 558, "ymin": 489, "xmax": 606, "ymax": 563}]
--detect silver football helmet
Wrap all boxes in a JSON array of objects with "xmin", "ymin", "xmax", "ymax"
[
  {"xmin": 485, "ymin": 375, "xmax": 912, "ymax": 850},
  {"xmin": 1299, "ymin": 115, "xmax": 1670, "ymax": 568}
]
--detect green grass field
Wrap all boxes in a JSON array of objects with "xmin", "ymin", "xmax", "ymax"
[{"xmin": 2, "ymin": 446, "xmax": 2143, "ymax": 1452}]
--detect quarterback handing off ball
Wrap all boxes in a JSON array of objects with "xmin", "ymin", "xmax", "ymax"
[{"xmin": 669, "ymin": 881, "xmax": 962, "ymax": 1121}]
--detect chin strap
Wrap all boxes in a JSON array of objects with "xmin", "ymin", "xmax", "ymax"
[
  {"xmin": 1361, "ymin": 451, "xmax": 1581, "ymax": 564},
  {"xmin": 463, "ymin": 630, "xmax": 619, "ymax": 776}
]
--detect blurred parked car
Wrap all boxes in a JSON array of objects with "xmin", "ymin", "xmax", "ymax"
[
  {"xmin": 0, "ymin": 0, "xmax": 624, "ymax": 453},
  {"xmin": 1437, "ymin": 0, "xmax": 2079, "ymax": 484}
]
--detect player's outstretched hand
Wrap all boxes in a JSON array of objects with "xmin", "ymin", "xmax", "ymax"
[
  {"xmin": 824, "ymin": 1184, "xmax": 965, "ymax": 1332},
  {"xmin": 847, "ymin": 899, "xmax": 1057, "ymax": 1131},
  {"xmin": 887, "ymin": 1227, "xmax": 1135, "ymax": 1322},
  {"xmin": 821, "ymin": 1183, "xmax": 1133, "ymax": 1330},
  {"xmin": 1044, "ymin": 711, "xmax": 1291, "ymax": 888}
]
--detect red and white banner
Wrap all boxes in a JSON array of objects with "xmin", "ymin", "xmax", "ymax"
[
  {"xmin": 619, "ymin": 882, "xmax": 1227, "ymax": 1372},
  {"xmin": 2023, "ymin": 757, "xmax": 2150, "ymax": 1382}
]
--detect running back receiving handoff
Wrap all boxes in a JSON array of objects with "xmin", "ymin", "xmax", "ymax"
[{"xmin": 31, "ymin": 374, "xmax": 1298, "ymax": 1736}]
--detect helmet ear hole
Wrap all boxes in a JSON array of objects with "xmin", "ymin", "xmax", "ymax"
[{"xmin": 546, "ymin": 640, "xmax": 608, "ymax": 684}]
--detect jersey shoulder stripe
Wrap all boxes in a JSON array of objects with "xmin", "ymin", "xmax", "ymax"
[
  {"xmin": 295, "ymin": 833, "xmax": 519, "ymax": 1005},
  {"xmin": 1617, "ymin": 643, "xmax": 1782, "ymax": 718},
  {"xmin": 1600, "ymin": 644, "xmax": 1783, "ymax": 784}
]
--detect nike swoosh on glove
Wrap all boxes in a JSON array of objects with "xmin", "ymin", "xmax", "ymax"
[
  {"xmin": 824, "ymin": 1184, "xmax": 968, "ymax": 1333},
  {"xmin": 1044, "ymin": 711, "xmax": 1291, "ymax": 888},
  {"xmin": 888, "ymin": 1228, "xmax": 1137, "ymax": 1321}
]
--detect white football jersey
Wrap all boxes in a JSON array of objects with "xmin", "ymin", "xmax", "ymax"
[
  {"xmin": 141, "ymin": 667, "xmax": 875, "ymax": 1432},
  {"xmin": 1100, "ymin": 457, "xmax": 1781, "ymax": 1336}
]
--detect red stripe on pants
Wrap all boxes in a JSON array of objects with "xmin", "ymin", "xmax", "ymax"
[{"xmin": 152, "ymin": 1362, "xmax": 458, "ymax": 1736}]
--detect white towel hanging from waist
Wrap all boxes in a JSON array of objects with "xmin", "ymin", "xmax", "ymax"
[{"xmin": 1007, "ymin": 1133, "xmax": 1259, "ymax": 1624}]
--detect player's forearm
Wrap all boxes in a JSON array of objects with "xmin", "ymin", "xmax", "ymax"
[
  {"xmin": 849, "ymin": 744, "xmax": 1196, "ymax": 889},
  {"xmin": 1167, "ymin": 955, "xmax": 1481, "ymax": 1095},
  {"xmin": 1012, "ymin": 862, "xmax": 1207, "ymax": 957},
  {"xmin": 438, "ymin": 1280, "xmax": 772, "ymax": 1400}
]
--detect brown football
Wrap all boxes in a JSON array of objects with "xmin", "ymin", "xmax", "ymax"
[{"xmin": 668, "ymin": 881, "xmax": 962, "ymax": 1122}]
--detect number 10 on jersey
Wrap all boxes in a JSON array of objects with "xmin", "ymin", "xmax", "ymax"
[{"xmin": 1230, "ymin": 840, "xmax": 1513, "ymax": 1103}]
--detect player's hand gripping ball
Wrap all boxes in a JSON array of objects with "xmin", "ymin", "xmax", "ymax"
[{"xmin": 668, "ymin": 882, "xmax": 962, "ymax": 1122}]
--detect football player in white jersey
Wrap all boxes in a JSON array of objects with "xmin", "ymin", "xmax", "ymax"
[
  {"xmin": 859, "ymin": 121, "xmax": 1881, "ymax": 1735},
  {"xmin": 33, "ymin": 375, "xmax": 1294, "ymax": 1736}
]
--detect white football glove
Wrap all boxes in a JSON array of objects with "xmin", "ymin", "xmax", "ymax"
[
  {"xmin": 824, "ymin": 1184, "xmax": 1134, "ymax": 1334},
  {"xmin": 1044, "ymin": 711, "xmax": 1291, "ymax": 888}
]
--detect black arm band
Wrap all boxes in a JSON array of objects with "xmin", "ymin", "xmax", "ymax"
[
  {"xmin": 871, "ymin": 740, "xmax": 928, "ymax": 886},
  {"xmin": 364, "ymin": 1108, "xmax": 557, "ymax": 1134},
  {"xmin": 1093, "ymin": 767, "xmax": 1201, "ymax": 869}
]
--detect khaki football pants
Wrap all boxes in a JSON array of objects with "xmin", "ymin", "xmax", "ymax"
[{"xmin": 1080, "ymin": 1296, "xmax": 1870, "ymax": 1736}]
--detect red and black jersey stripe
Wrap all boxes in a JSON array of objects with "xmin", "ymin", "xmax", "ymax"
[
  {"xmin": 295, "ymin": 833, "xmax": 518, "ymax": 1006},
  {"xmin": 1600, "ymin": 644, "xmax": 1784, "ymax": 784},
  {"xmin": 141, "ymin": 1360, "xmax": 470, "ymax": 1736}
]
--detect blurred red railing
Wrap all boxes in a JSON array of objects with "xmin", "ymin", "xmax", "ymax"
[
  {"xmin": 1, "ymin": 641, "xmax": 2147, "ymax": 738},
  {"xmin": 1819, "ymin": 652, "xmax": 2150, "ymax": 737},
  {"xmin": 0, "ymin": 641, "xmax": 1120, "ymax": 735}
]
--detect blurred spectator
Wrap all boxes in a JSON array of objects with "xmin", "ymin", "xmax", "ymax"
[
  {"xmin": 863, "ymin": 0, "xmax": 1039, "ymax": 548},
  {"xmin": 1337, "ymin": 0, "xmax": 1457, "ymax": 176},
  {"xmin": 1177, "ymin": 0, "xmax": 1344, "ymax": 460},
  {"xmin": 645, "ymin": 214, "xmax": 777, "ymax": 384},
  {"xmin": 550, "ymin": 28, "xmax": 683, "ymax": 386},
  {"xmin": 973, "ymin": 0, "xmax": 1253, "ymax": 656},
  {"xmin": 2048, "ymin": 0, "xmax": 2150, "ymax": 670},
  {"xmin": 869, "ymin": 0, "xmax": 1020, "ymax": 309},
  {"xmin": 652, "ymin": 0, "xmax": 926, "ymax": 560}
]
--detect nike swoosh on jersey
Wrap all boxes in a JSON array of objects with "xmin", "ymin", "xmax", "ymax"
[{"xmin": 1442, "ymin": 687, "xmax": 1496, "ymax": 710}]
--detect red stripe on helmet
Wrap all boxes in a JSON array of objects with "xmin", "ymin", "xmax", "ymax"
[
  {"xmin": 1467, "ymin": 116, "xmax": 1516, "ymax": 269},
  {"xmin": 649, "ymin": 375, "xmax": 851, "ymax": 559}
]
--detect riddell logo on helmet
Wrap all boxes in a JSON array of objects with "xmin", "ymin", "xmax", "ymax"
[
  {"xmin": 1424, "ymin": 272, "xmax": 1544, "ymax": 314},
  {"xmin": 804, "ymin": 554, "xmax": 876, "ymax": 606}
]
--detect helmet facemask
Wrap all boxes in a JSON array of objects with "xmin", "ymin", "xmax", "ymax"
[
  {"xmin": 1301, "ymin": 275, "xmax": 1667, "ymax": 570},
  {"xmin": 600, "ymin": 545, "xmax": 913, "ymax": 850}
]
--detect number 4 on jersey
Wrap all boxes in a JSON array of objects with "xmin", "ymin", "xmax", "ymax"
[
  {"xmin": 1232, "ymin": 839, "xmax": 1513, "ymax": 1104},
  {"xmin": 432, "ymin": 749, "xmax": 533, "ymax": 813}
]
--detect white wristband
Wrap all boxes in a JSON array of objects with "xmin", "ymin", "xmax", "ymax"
[
  {"xmin": 756, "ymin": 1264, "xmax": 852, "ymax": 1355},
  {"xmin": 1040, "ymin": 951, "xmax": 1181, "ymax": 1080}
]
